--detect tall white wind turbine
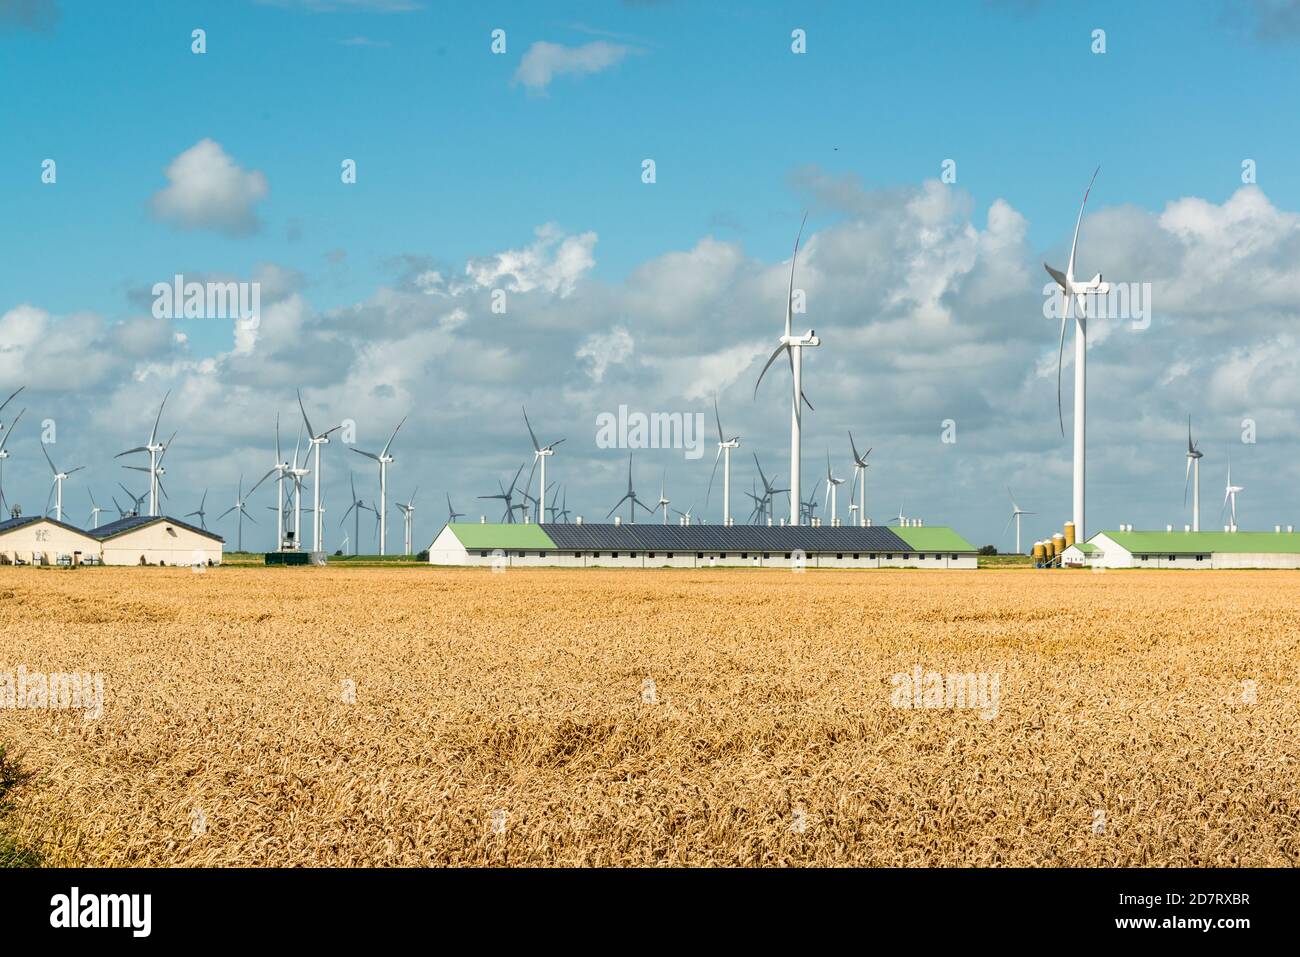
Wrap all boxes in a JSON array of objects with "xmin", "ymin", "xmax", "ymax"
[
  {"xmin": 1223, "ymin": 461, "xmax": 1243, "ymax": 530},
  {"xmin": 1045, "ymin": 167, "xmax": 1110, "ymax": 542},
  {"xmin": 706, "ymin": 396, "xmax": 740, "ymax": 525},
  {"xmin": 823, "ymin": 451, "xmax": 844, "ymax": 525},
  {"xmin": 352, "ymin": 416, "xmax": 405, "ymax": 555},
  {"xmin": 755, "ymin": 213, "xmax": 818, "ymax": 525},
  {"xmin": 1184, "ymin": 416, "xmax": 1204, "ymax": 531},
  {"xmin": 656, "ymin": 472, "xmax": 671, "ymax": 525},
  {"xmin": 848, "ymin": 432, "xmax": 871, "ymax": 527},
  {"xmin": 297, "ymin": 389, "xmax": 340, "ymax": 554},
  {"xmin": 287, "ymin": 423, "xmax": 311, "ymax": 549},
  {"xmin": 524, "ymin": 406, "xmax": 563, "ymax": 525},
  {"xmin": 395, "ymin": 487, "xmax": 418, "ymax": 555},
  {"xmin": 42, "ymin": 443, "xmax": 84, "ymax": 523},
  {"xmin": 1003, "ymin": 487, "xmax": 1035, "ymax": 554},
  {"xmin": 115, "ymin": 390, "xmax": 170, "ymax": 517},
  {"xmin": 86, "ymin": 491, "xmax": 106, "ymax": 529}
]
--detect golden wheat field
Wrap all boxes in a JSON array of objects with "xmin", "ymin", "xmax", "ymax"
[{"xmin": 0, "ymin": 565, "xmax": 1297, "ymax": 867}]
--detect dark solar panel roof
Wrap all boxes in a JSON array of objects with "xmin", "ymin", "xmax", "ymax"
[
  {"xmin": 0, "ymin": 515, "xmax": 97, "ymax": 538},
  {"xmin": 92, "ymin": 515, "xmax": 224, "ymax": 543},
  {"xmin": 540, "ymin": 524, "xmax": 922, "ymax": 552}
]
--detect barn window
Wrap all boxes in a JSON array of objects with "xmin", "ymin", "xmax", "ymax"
[
  {"xmin": 951, "ymin": 554, "xmax": 958, "ymax": 560},
  {"xmin": 612, "ymin": 552, "xmax": 619, "ymax": 558},
  {"xmin": 870, "ymin": 553, "xmax": 877, "ymax": 560},
  {"xmin": 885, "ymin": 554, "xmax": 892, "ymax": 560},
  {"xmin": 741, "ymin": 553, "xmax": 747, "ymax": 559},
  {"xmin": 836, "ymin": 553, "xmax": 843, "ymax": 560},
  {"xmin": 697, "ymin": 552, "xmax": 704, "ymax": 559},
  {"xmin": 720, "ymin": 553, "xmax": 728, "ymax": 559},
  {"xmin": 667, "ymin": 553, "xmax": 674, "ymax": 558},
  {"xmin": 574, "ymin": 552, "xmax": 581, "ymax": 558},
  {"xmin": 763, "ymin": 553, "xmax": 770, "ymax": 559},
  {"xmin": 1168, "ymin": 555, "xmax": 1176, "ymax": 562},
  {"xmin": 903, "ymin": 554, "xmax": 911, "ymax": 560},
  {"xmin": 852, "ymin": 553, "xmax": 859, "ymax": 559},
  {"xmin": 480, "ymin": 550, "xmax": 488, "ymax": 557},
  {"xmin": 784, "ymin": 552, "xmax": 791, "ymax": 559}
]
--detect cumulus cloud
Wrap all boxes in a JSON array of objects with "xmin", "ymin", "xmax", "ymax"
[
  {"xmin": 575, "ymin": 327, "xmax": 634, "ymax": 383},
  {"xmin": 513, "ymin": 40, "xmax": 633, "ymax": 93},
  {"xmin": 150, "ymin": 139, "xmax": 269, "ymax": 237},
  {"xmin": 465, "ymin": 223, "xmax": 597, "ymax": 297}
]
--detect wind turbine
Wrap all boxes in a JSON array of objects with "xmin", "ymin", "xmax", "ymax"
[
  {"xmin": 800, "ymin": 491, "xmax": 819, "ymax": 525},
  {"xmin": 286, "ymin": 423, "xmax": 311, "ymax": 549},
  {"xmin": 754, "ymin": 212, "xmax": 818, "ymax": 525},
  {"xmin": 479, "ymin": 464, "xmax": 526, "ymax": 523},
  {"xmin": 1184, "ymin": 415, "xmax": 1204, "ymax": 532},
  {"xmin": 0, "ymin": 405, "xmax": 24, "ymax": 518},
  {"xmin": 1045, "ymin": 167, "xmax": 1110, "ymax": 542},
  {"xmin": 524, "ymin": 406, "xmax": 564, "ymax": 524},
  {"xmin": 352, "ymin": 416, "xmax": 405, "ymax": 555},
  {"xmin": 823, "ymin": 451, "xmax": 844, "ymax": 525},
  {"xmin": 340, "ymin": 473, "xmax": 375, "ymax": 556},
  {"xmin": 672, "ymin": 502, "xmax": 695, "ymax": 525},
  {"xmin": 556, "ymin": 487, "xmax": 572, "ymax": 524},
  {"xmin": 848, "ymin": 432, "xmax": 871, "ymax": 526},
  {"xmin": 111, "ymin": 495, "xmax": 129, "ymax": 519},
  {"xmin": 123, "ymin": 430, "xmax": 176, "ymax": 509},
  {"xmin": 706, "ymin": 395, "xmax": 740, "ymax": 525},
  {"xmin": 41, "ymin": 443, "xmax": 84, "ymax": 523},
  {"xmin": 1003, "ymin": 487, "xmax": 1035, "ymax": 554},
  {"xmin": 256, "ymin": 415, "xmax": 292, "ymax": 551},
  {"xmin": 117, "ymin": 483, "xmax": 147, "ymax": 517},
  {"xmin": 217, "ymin": 475, "xmax": 261, "ymax": 552},
  {"xmin": 1223, "ymin": 461, "xmax": 1244, "ymax": 530},
  {"xmin": 86, "ymin": 490, "xmax": 106, "ymax": 529},
  {"xmin": 446, "ymin": 494, "xmax": 465, "ymax": 525},
  {"xmin": 607, "ymin": 452, "xmax": 652, "ymax": 523},
  {"xmin": 115, "ymin": 390, "xmax": 170, "ymax": 517},
  {"xmin": 185, "ymin": 489, "xmax": 209, "ymax": 530},
  {"xmin": 395, "ymin": 487, "xmax": 418, "ymax": 555},
  {"xmin": 656, "ymin": 472, "xmax": 672, "ymax": 525},
  {"xmin": 297, "ymin": 389, "xmax": 340, "ymax": 554},
  {"xmin": 888, "ymin": 497, "xmax": 906, "ymax": 526},
  {"xmin": 751, "ymin": 454, "xmax": 787, "ymax": 524}
]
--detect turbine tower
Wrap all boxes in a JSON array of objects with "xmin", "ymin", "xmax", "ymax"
[
  {"xmin": 185, "ymin": 489, "xmax": 209, "ymax": 530},
  {"xmin": 297, "ymin": 389, "xmax": 340, "ymax": 554},
  {"xmin": 340, "ymin": 473, "xmax": 375, "ymax": 556},
  {"xmin": 706, "ymin": 395, "xmax": 740, "ymax": 525},
  {"xmin": 41, "ymin": 443, "xmax": 84, "ymax": 523},
  {"xmin": 1045, "ymin": 167, "xmax": 1110, "ymax": 542},
  {"xmin": 86, "ymin": 491, "xmax": 105, "ymax": 530},
  {"xmin": 1004, "ymin": 487, "xmax": 1035, "ymax": 554},
  {"xmin": 755, "ymin": 213, "xmax": 818, "ymax": 525},
  {"xmin": 848, "ymin": 432, "xmax": 872, "ymax": 527},
  {"xmin": 524, "ymin": 406, "xmax": 564, "ymax": 524},
  {"xmin": 352, "ymin": 416, "xmax": 405, "ymax": 555},
  {"xmin": 1184, "ymin": 416, "xmax": 1204, "ymax": 531}
]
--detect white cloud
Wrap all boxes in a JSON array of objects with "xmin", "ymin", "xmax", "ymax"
[
  {"xmin": 513, "ymin": 40, "xmax": 632, "ymax": 93},
  {"xmin": 576, "ymin": 327, "xmax": 634, "ymax": 383},
  {"xmin": 465, "ymin": 223, "xmax": 596, "ymax": 297},
  {"xmin": 150, "ymin": 139, "xmax": 269, "ymax": 237}
]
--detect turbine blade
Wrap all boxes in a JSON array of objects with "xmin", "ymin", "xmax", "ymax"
[
  {"xmin": 705, "ymin": 445, "xmax": 722, "ymax": 506},
  {"xmin": 1184, "ymin": 456, "xmax": 1192, "ymax": 507},
  {"xmin": 523, "ymin": 406, "xmax": 541, "ymax": 452},
  {"xmin": 753, "ymin": 343, "xmax": 787, "ymax": 399},
  {"xmin": 785, "ymin": 211, "xmax": 808, "ymax": 339},
  {"xmin": 296, "ymin": 388, "xmax": 315, "ymax": 438},
  {"xmin": 381, "ymin": 416, "xmax": 406, "ymax": 458}
]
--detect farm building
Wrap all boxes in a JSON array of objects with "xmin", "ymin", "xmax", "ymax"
[
  {"xmin": 427, "ymin": 522, "xmax": 977, "ymax": 568},
  {"xmin": 0, "ymin": 516, "xmax": 103, "ymax": 565},
  {"xmin": 92, "ymin": 516, "xmax": 224, "ymax": 566},
  {"xmin": 1075, "ymin": 528, "xmax": 1300, "ymax": 569}
]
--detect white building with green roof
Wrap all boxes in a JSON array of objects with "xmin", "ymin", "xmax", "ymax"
[{"xmin": 1076, "ymin": 528, "xmax": 1300, "ymax": 569}]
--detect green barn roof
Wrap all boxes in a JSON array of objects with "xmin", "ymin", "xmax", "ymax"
[
  {"xmin": 890, "ymin": 526, "xmax": 977, "ymax": 553},
  {"xmin": 446, "ymin": 523, "xmax": 557, "ymax": 549},
  {"xmin": 1097, "ymin": 529, "xmax": 1300, "ymax": 555}
]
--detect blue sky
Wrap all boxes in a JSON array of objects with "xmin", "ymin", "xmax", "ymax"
[{"xmin": 2, "ymin": 0, "xmax": 1299, "ymax": 550}]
